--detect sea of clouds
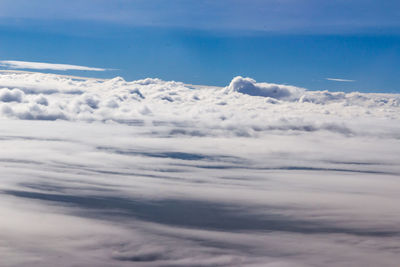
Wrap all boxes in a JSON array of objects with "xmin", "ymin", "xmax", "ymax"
[{"xmin": 1, "ymin": 71, "xmax": 400, "ymax": 266}]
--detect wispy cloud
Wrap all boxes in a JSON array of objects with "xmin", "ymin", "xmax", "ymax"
[
  {"xmin": 0, "ymin": 60, "xmax": 107, "ymax": 71},
  {"xmin": 326, "ymin": 77, "xmax": 355, "ymax": 82}
]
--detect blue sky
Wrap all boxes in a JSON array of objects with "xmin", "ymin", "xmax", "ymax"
[{"xmin": 0, "ymin": 0, "xmax": 399, "ymax": 92}]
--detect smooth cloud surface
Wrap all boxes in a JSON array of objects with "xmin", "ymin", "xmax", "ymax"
[{"xmin": 0, "ymin": 71, "xmax": 400, "ymax": 266}]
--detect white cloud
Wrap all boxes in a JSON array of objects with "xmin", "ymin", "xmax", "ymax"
[
  {"xmin": 0, "ymin": 72, "xmax": 397, "ymax": 135},
  {"xmin": 0, "ymin": 88, "xmax": 24, "ymax": 102},
  {"xmin": 0, "ymin": 72, "xmax": 400, "ymax": 266},
  {"xmin": 326, "ymin": 77, "xmax": 355, "ymax": 82},
  {"xmin": 227, "ymin": 76, "xmax": 305, "ymax": 100},
  {"xmin": 0, "ymin": 60, "xmax": 107, "ymax": 71}
]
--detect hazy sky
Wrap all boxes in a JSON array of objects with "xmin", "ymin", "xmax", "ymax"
[
  {"xmin": 1, "ymin": 0, "xmax": 399, "ymax": 32},
  {"xmin": 0, "ymin": 0, "xmax": 399, "ymax": 92}
]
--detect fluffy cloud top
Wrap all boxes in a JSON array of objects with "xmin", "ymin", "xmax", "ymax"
[
  {"xmin": 0, "ymin": 71, "xmax": 398, "ymax": 137},
  {"xmin": 0, "ymin": 88, "xmax": 24, "ymax": 102},
  {"xmin": 227, "ymin": 76, "xmax": 305, "ymax": 100}
]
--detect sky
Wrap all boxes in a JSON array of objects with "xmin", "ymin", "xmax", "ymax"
[{"xmin": 0, "ymin": 0, "xmax": 399, "ymax": 92}]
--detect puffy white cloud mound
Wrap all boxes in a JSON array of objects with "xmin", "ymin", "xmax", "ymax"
[
  {"xmin": 227, "ymin": 76, "xmax": 305, "ymax": 100},
  {"xmin": 0, "ymin": 88, "xmax": 24, "ymax": 102},
  {"xmin": 0, "ymin": 71, "xmax": 399, "ymax": 138}
]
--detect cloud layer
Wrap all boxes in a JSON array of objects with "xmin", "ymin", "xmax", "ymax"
[
  {"xmin": 0, "ymin": 72, "xmax": 398, "ymax": 137},
  {"xmin": 0, "ymin": 72, "xmax": 400, "ymax": 266}
]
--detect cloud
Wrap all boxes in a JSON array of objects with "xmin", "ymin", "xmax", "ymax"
[
  {"xmin": 0, "ymin": 60, "xmax": 107, "ymax": 71},
  {"xmin": 0, "ymin": 71, "xmax": 400, "ymax": 265},
  {"xmin": 326, "ymin": 77, "xmax": 356, "ymax": 82},
  {"xmin": 227, "ymin": 76, "xmax": 305, "ymax": 100},
  {"xmin": 0, "ymin": 88, "xmax": 24, "ymax": 102},
  {"xmin": 0, "ymin": 72, "xmax": 398, "ymax": 137},
  {"xmin": 0, "ymin": 115, "xmax": 400, "ymax": 266}
]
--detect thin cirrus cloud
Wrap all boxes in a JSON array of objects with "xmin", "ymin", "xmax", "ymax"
[
  {"xmin": 0, "ymin": 60, "xmax": 108, "ymax": 72},
  {"xmin": 326, "ymin": 78, "xmax": 356, "ymax": 82}
]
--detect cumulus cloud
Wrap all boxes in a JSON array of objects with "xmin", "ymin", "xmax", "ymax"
[
  {"xmin": 35, "ymin": 95, "xmax": 49, "ymax": 106},
  {"xmin": 0, "ymin": 72, "xmax": 398, "ymax": 138},
  {"xmin": 0, "ymin": 88, "xmax": 24, "ymax": 102},
  {"xmin": 227, "ymin": 76, "xmax": 305, "ymax": 100},
  {"xmin": 0, "ymin": 60, "xmax": 107, "ymax": 71}
]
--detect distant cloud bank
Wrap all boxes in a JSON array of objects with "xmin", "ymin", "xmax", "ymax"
[
  {"xmin": 0, "ymin": 72, "xmax": 398, "ymax": 131},
  {"xmin": 0, "ymin": 60, "xmax": 107, "ymax": 71}
]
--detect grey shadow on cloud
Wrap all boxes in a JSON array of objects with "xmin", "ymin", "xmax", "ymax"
[
  {"xmin": 96, "ymin": 146, "xmax": 243, "ymax": 163},
  {"xmin": 3, "ymin": 189, "xmax": 399, "ymax": 238}
]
